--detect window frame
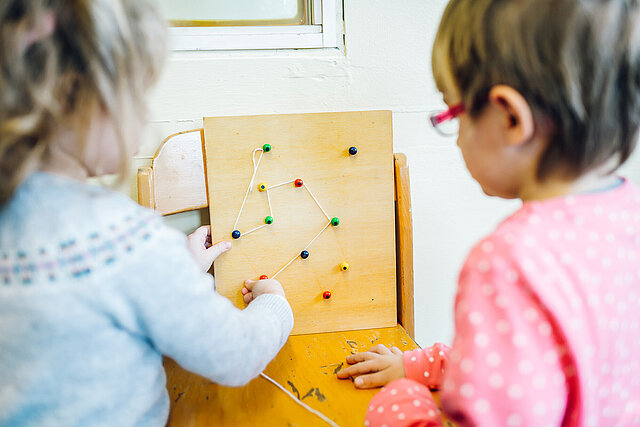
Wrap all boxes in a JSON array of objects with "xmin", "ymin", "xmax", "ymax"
[{"xmin": 169, "ymin": 0, "xmax": 338, "ymax": 51}]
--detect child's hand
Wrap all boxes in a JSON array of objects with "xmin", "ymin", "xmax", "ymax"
[
  {"xmin": 242, "ymin": 278, "xmax": 287, "ymax": 304},
  {"xmin": 336, "ymin": 344, "xmax": 405, "ymax": 389},
  {"xmin": 187, "ymin": 225, "xmax": 231, "ymax": 272}
]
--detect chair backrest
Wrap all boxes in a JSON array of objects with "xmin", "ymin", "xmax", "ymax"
[
  {"xmin": 137, "ymin": 129, "xmax": 208, "ymax": 215},
  {"xmin": 137, "ymin": 128, "xmax": 415, "ymax": 338}
]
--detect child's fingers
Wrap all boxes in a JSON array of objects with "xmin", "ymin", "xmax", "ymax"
[
  {"xmin": 191, "ymin": 225, "xmax": 209, "ymax": 244},
  {"xmin": 244, "ymin": 279, "xmax": 256, "ymax": 291},
  {"xmin": 345, "ymin": 351, "xmax": 376, "ymax": 364},
  {"xmin": 205, "ymin": 241, "xmax": 231, "ymax": 263},
  {"xmin": 336, "ymin": 359, "xmax": 380, "ymax": 378},
  {"xmin": 241, "ymin": 287, "xmax": 249, "ymax": 295},
  {"xmin": 188, "ymin": 226, "xmax": 213, "ymax": 251},
  {"xmin": 243, "ymin": 292, "xmax": 254, "ymax": 304},
  {"xmin": 368, "ymin": 344, "xmax": 392, "ymax": 355},
  {"xmin": 390, "ymin": 346, "xmax": 402, "ymax": 355},
  {"xmin": 353, "ymin": 371, "xmax": 388, "ymax": 389}
]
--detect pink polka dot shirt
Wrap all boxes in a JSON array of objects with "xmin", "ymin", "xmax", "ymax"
[{"xmin": 366, "ymin": 178, "xmax": 640, "ymax": 426}]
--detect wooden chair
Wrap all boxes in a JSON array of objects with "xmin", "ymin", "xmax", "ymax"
[{"xmin": 137, "ymin": 128, "xmax": 420, "ymax": 427}]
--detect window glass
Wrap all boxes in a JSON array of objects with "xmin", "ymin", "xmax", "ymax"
[{"xmin": 156, "ymin": 0, "xmax": 309, "ymax": 27}]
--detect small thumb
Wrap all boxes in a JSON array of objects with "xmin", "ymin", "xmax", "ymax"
[
  {"xmin": 205, "ymin": 241, "xmax": 231, "ymax": 264},
  {"xmin": 190, "ymin": 225, "xmax": 209, "ymax": 244},
  {"xmin": 244, "ymin": 279, "xmax": 257, "ymax": 291}
]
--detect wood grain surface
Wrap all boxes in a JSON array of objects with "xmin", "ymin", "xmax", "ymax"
[
  {"xmin": 203, "ymin": 111, "xmax": 397, "ymax": 335},
  {"xmin": 165, "ymin": 325, "xmax": 432, "ymax": 427}
]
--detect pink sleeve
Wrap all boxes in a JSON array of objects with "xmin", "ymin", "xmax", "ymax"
[
  {"xmin": 365, "ymin": 378, "xmax": 443, "ymax": 427},
  {"xmin": 439, "ymin": 238, "xmax": 570, "ymax": 426},
  {"xmin": 403, "ymin": 343, "xmax": 450, "ymax": 390}
]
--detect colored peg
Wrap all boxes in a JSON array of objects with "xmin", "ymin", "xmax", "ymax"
[
  {"xmin": 331, "ymin": 217, "xmax": 340, "ymax": 226},
  {"xmin": 258, "ymin": 182, "xmax": 267, "ymax": 192},
  {"xmin": 323, "ymin": 291, "xmax": 332, "ymax": 300},
  {"xmin": 348, "ymin": 146, "xmax": 358, "ymax": 156},
  {"xmin": 295, "ymin": 179, "xmax": 304, "ymax": 188},
  {"xmin": 300, "ymin": 250, "xmax": 309, "ymax": 259},
  {"xmin": 265, "ymin": 216, "xmax": 274, "ymax": 224},
  {"xmin": 260, "ymin": 275, "xmax": 269, "ymax": 280},
  {"xmin": 231, "ymin": 230, "xmax": 241, "ymax": 239},
  {"xmin": 262, "ymin": 144, "xmax": 272, "ymax": 152},
  {"xmin": 339, "ymin": 262, "xmax": 349, "ymax": 271}
]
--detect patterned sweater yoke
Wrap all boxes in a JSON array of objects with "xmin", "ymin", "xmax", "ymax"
[{"xmin": 0, "ymin": 172, "xmax": 294, "ymax": 427}]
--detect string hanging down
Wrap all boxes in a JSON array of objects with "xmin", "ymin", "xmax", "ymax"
[{"xmin": 259, "ymin": 373, "xmax": 339, "ymax": 427}]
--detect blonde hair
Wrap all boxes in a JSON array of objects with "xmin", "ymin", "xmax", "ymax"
[
  {"xmin": 433, "ymin": 0, "xmax": 640, "ymax": 181},
  {"xmin": 0, "ymin": 0, "xmax": 167, "ymax": 206}
]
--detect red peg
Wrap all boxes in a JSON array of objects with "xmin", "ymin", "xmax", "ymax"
[
  {"xmin": 323, "ymin": 291, "xmax": 332, "ymax": 300},
  {"xmin": 294, "ymin": 179, "xmax": 304, "ymax": 187},
  {"xmin": 259, "ymin": 275, "xmax": 269, "ymax": 280}
]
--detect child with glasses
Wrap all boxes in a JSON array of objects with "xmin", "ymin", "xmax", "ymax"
[
  {"xmin": 338, "ymin": 0, "xmax": 640, "ymax": 425},
  {"xmin": 0, "ymin": 1, "xmax": 292, "ymax": 425}
]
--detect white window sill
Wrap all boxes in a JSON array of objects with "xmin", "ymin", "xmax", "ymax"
[{"xmin": 170, "ymin": 25, "xmax": 327, "ymax": 51}]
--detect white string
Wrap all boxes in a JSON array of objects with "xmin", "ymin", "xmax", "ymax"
[
  {"xmin": 231, "ymin": 150, "xmax": 336, "ymax": 278},
  {"xmin": 269, "ymin": 179, "xmax": 296, "ymax": 190},
  {"xmin": 233, "ymin": 149, "xmax": 264, "ymax": 231},
  {"xmin": 249, "ymin": 149, "xmax": 264, "ymax": 190},
  {"xmin": 272, "ymin": 221, "xmax": 331, "ymax": 279},
  {"xmin": 304, "ymin": 221, "xmax": 331, "ymax": 251},
  {"xmin": 266, "ymin": 188, "xmax": 273, "ymax": 216},
  {"xmin": 259, "ymin": 373, "xmax": 340, "ymax": 427},
  {"xmin": 243, "ymin": 224, "xmax": 268, "ymax": 237},
  {"xmin": 272, "ymin": 252, "xmax": 301, "ymax": 279},
  {"xmin": 304, "ymin": 183, "xmax": 331, "ymax": 222}
]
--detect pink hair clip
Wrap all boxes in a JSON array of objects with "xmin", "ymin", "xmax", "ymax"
[{"xmin": 23, "ymin": 11, "xmax": 56, "ymax": 50}]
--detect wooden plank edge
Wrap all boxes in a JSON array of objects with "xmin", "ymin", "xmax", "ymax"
[
  {"xmin": 394, "ymin": 153, "xmax": 415, "ymax": 339},
  {"xmin": 137, "ymin": 166, "xmax": 155, "ymax": 210}
]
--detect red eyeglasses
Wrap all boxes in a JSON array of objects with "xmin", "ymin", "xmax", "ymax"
[{"xmin": 429, "ymin": 103, "xmax": 465, "ymax": 136}]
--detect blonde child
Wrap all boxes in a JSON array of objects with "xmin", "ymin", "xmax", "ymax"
[
  {"xmin": 0, "ymin": 1, "xmax": 292, "ymax": 425},
  {"xmin": 338, "ymin": 0, "xmax": 640, "ymax": 425}
]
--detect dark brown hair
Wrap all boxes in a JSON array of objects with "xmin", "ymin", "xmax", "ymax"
[
  {"xmin": 433, "ymin": 0, "xmax": 640, "ymax": 180},
  {"xmin": 0, "ymin": 0, "xmax": 167, "ymax": 206}
]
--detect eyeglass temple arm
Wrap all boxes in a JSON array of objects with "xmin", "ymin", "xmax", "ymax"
[{"xmin": 430, "ymin": 104, "xmax": 464, "ymax": 126}]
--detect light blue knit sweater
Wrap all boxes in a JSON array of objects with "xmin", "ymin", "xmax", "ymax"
[{"xmin": 0, "ymin": 172, "xmax": 294, "ymax": 426}]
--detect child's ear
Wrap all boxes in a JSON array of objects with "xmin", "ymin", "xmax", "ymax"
[{"xmin": 488, "ymin": 85, "xmax": 535, "ymax": 146}]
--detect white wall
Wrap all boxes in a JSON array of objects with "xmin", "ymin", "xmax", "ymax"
[{"xmin": 131, "ymin": 0, "xmax": 640, "ymax": 348}]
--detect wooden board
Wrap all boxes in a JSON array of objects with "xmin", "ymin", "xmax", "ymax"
[
  {"xmin": 204, "ymin": 111, "xmax": 397, "ymax": 335},
  {"xmin": 164, "ymin": 325, "xmax": 449, "ymax": 427}
]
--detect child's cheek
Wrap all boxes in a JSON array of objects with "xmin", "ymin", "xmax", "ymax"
[{"xmin": 457, "ymin": 119, "xmax": 472, "ymax": 148}]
